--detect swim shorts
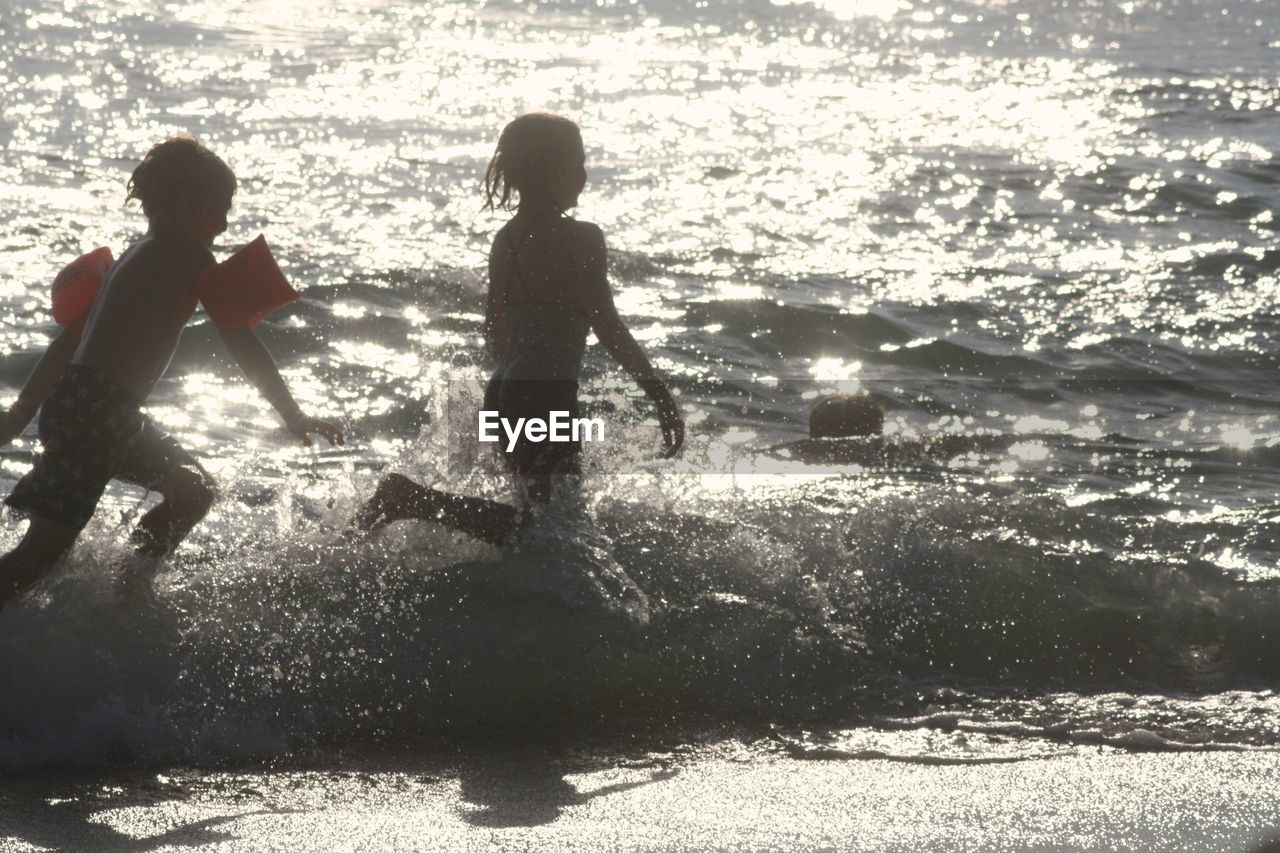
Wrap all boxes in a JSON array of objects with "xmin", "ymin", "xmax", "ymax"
[
  {"xmin": 482, "ymin": 373, "xmax": 582, "ymax": 478},
  {"xmin": 4, "ymin": 364, "xmax": 200, "ymax": 530}
]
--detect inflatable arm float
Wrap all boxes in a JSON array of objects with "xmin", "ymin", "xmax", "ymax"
[
  {"xmin": 51, "ymin": 246, "xmax": 113, "ymax": 334},
  {"xmin": 51, "ymin": 235, "xmax": 299, "ymax": 333},
  {"xmin": 196, "ymin": 234, "xmax": 300, "ymax": 329}
]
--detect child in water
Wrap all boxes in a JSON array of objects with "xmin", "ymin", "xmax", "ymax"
[
  {"xmin": 353, "ymin": 112, "xmax": 683, "ymax": 545},
  {"xmin": 0, "ymin": 136, "xmax": 343, "ymax": 608}
]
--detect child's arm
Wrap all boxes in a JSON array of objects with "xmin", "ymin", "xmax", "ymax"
[
  {"xmin": 218, "ymin": 326, "xmax": 344, "ymax": 447},
  {"xmin": 572, "ymin": 224, "xmax": 684, "ymax": 457},
  {"xmin": 484, "ymin": 281, "xmax": 508, "ymax": 361},
  {"xmin": 0, "ymin": 327, "xmax": 80, "ymax": 444},
  {"xmin": 484, "ymin": 241, "xmax": 508, "ymax": 361}
]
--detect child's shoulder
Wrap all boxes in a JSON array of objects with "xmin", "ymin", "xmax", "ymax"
[
  {"xmin": 128, "ymin": 235, "xmax": 216, "ymax": 276},
  {"xmin": 490, "ymin": 215, "xmax": 604, "ymax": 250},
  {"xmin": 560, "ymin": 217, "xmax": 605, "ymax": 251},
  {"xmin": 571, "ymin": 217, "xmax": 603, "ymax": 235}
]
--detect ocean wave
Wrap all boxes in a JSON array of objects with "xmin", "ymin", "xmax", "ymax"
[{"xmin": 1, "ymin": 467, "xmax": 1276, "ymax": 770}]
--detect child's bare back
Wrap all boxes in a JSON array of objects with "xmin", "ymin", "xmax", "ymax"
[{"xmin": 75, "ymin": 235, "xmax": 215, "ymax": 400}]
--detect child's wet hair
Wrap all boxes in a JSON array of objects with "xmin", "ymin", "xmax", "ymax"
[
  {"xmin": 483, "ymin": 113, "xmax": 582, "ymax": 211},
  {"xmin": 126, "ymin": 135, "xmax": 236, "ymax": 223},
  {"xmin": 809, "ymin": 393, "xmax": 885, "ymax": 438}
]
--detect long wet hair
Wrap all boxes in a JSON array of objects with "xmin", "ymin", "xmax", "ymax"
[
  {"xmin": 483, "ymin": 113, "xmax": 582, "ymax": 212},
  {"xmin": 126, "ymin": 135, "xmax": 236, "ymax": 225}
]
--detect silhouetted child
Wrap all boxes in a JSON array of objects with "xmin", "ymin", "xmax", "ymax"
[
  {"xmin": 352, "ymin": 112, "xmax": 683, "ymax": 545},
  {"xmin": 0, "ymin": 135, "xmax": 343, "ymax": 608}
]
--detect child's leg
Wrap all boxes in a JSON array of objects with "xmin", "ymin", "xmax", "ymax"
[
  {"xmin": 115, "ymin": 422, "xmax": 216, "ymax": 559},
  {"xmin": 128, "ymin": 465, "xmax": 216, "ymax": 558},
  {"xmin": 500, "ymin": 380, "xmax": 582, "ymax": 505},
  {"xmin": 512, "ymin": 443, "xmax": 581, "ymax": 505},
  {"xmin": 0, "ymin": 517, "xmax": 80, "ymax": 608},
  {"xmin": 351, "ymin": 473, "xmax": 519, "ymax": 547}
]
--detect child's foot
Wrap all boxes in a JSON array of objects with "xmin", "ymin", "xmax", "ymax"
[{"xmin": 345, "ymin": 472, "xmax": 421, "ymax": 537}]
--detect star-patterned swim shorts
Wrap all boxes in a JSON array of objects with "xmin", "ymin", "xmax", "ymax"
[{"xmin": 5, "ymin": 364, "xmax": 199, "ymax": 530}]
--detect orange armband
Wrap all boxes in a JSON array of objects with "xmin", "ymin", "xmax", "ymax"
[
  {"xmin": 196, "ymin": 234, "xmax": 300, "ymax": 329},
  {"xmin": 51, "ymin": 247, "xmax": 114, "ymax": 334}
]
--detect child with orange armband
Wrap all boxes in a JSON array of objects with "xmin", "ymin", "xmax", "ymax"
[{"xmin": 0, "ymin": 135, "xmax": 343, "ymax": 609}]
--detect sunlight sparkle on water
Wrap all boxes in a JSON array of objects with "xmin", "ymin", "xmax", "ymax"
[{"xmin": 1219, "ymin": 428, "xmax": 1255, "ymax": 449}]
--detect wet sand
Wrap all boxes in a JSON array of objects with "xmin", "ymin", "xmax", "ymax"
[{"xmin": 2, "ymin": 746, "xmax": 1277, "ymax": 851}]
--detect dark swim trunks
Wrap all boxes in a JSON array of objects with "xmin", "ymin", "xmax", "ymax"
[
  {"xmin": 482, "ymin": 374, "xmax": 583, "ymax": 478},
  {"xmin": 4, "ymin": 364, "xmax": 199, "ymax": 530}
]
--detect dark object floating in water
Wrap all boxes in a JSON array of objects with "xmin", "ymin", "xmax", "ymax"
[{"xmin": 705, "ymin": 166, "xmax": 740, "ymax": 180}]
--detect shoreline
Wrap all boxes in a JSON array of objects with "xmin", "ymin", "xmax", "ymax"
[{"xmin": 2, "ymin": 745, "xmax": 1277, "ymax": 851}]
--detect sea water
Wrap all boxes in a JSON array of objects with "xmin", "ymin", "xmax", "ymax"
[{"xmin": 1, "ymin": 0, "xmax": 1278, "ymax": 771}]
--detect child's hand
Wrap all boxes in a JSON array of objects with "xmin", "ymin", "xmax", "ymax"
[
  {"xmin": 639, "ymin": 380, "xmax": 684, "ymax": 458},
  {"xmin": 286, "ymin": 414, "xmax": 345, "ymax": 448},
  {"xmin": 653, "ymin": 388, "xmax": 684, "ymax": 458},
  {"xmin": 659, "ymin": 403, "xmax": 684, "ymax": 458},
  {"xmin": 0, "ymin": 407, "xmax": 28, "ymax": 445}
]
